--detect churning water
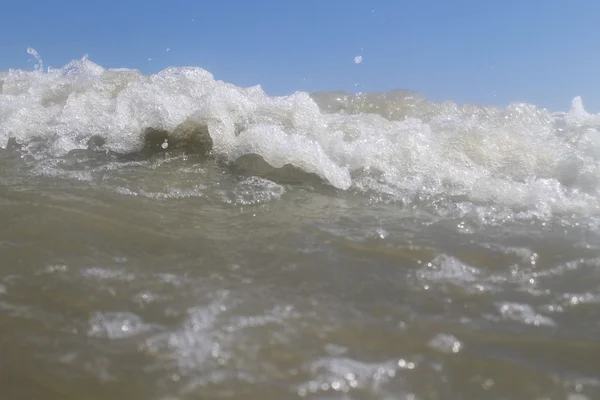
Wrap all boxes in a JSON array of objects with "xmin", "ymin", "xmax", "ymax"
[{"xmin": 1, "ymin": 53, "xmax": 600, "ymax": 400}]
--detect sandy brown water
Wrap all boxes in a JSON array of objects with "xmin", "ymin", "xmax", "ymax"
[{"xmin": 1, "ymin": 148, "xmax": 600, "ymax": 400}]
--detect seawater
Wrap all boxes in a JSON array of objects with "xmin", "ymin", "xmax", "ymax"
[{"xmin": 1, "ymin": 53, "xmax": 600, "ymax": 400}]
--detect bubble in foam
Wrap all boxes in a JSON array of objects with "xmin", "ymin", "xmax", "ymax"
[
  {"xmin": 88, "ymin": 312, "xmax": 155, "ymax": 339},
  {"xmin": 2, "ymin": 54, "xmax": 600, "ymax": 220},
  {"xmin": 496, "ymin": 302, "xmax": 556, "ymax": 327},
  {"xmin": 428, "ymin": 333, "xmax": 463, "ymax": 354}
]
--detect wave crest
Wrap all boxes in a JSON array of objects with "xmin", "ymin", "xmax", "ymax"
[{"xmin": 2, "ymin": 52, "xmax": 600, "ymax": 216}]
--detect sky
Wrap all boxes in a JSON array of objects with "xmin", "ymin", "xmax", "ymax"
[{"xmin": 1, "ymin": 0, "xmax": 599, "ymax": 112}]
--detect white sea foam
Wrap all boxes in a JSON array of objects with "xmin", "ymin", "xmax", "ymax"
[{"xmin": 2, "ymin": 51, "xmax": 600, "ymax": 218}]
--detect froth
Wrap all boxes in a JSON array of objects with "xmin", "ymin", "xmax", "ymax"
[{"xmin": 2, "ymin": 52, "xmax": 600, "ymax": 217}]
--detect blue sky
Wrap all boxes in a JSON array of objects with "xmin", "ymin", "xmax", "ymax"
[{"xmin": 1, "ymin": 0, "xmax": 599, "ymax": 112}]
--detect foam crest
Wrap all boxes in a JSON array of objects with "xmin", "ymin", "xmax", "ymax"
[{"xmin": 2, "ymin": 51, "xmax": 600, "ymax": 217}]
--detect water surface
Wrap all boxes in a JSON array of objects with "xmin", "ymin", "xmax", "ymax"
[{"xmin": 1, "ymin": 56, "xmax": 600, "ymax": 399}]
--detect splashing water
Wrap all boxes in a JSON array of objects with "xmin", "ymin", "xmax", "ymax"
[
  {"xmin": 2, "ymin": 49, "xmax": 600, "ymax": 400},
  {"xmin": 26, "ymin": 47, "xmax": 44, "ymax": 72},
  {"xmin": 2, "ymin": 50, "xmax": 599, "ymax": 222}
]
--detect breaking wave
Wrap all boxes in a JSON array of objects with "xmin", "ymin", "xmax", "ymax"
[{"xmin": 2, "ymin": 51, "xmax": 600, "ymax": 218}]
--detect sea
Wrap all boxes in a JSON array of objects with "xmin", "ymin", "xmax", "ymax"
[{"xmin": 1, "ymin": 52, "xmax": 600, "ymax": 400}]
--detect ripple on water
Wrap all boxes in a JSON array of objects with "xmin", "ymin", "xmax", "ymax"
[
  {"xmin": 88, "ymin": 312, "xmax": 156, "ymax": 339},
  {"xmin": 141, "ymin": 301, "xmax": 225, "ymax": 374},
  {"xmin": 296, "ymin": 356, "xmax": 417, "ymax": 397},
  {"xmin": 414, "ymin": 254, "xmax": 494, "ymax": 294},
  {"xmin": 494, "ymin": 302, "xmax": 557, "ymax": 327},
  {"xmin": 428, "ymin": 333, "xmax": 463, "ymax": 354},
  {"xmin": 81, "ymin": 267, "xmax": 134, "ymax": 282},
  {"xmin": 221, "ymin": 176, "xmax": 285, "ymax": 205}
]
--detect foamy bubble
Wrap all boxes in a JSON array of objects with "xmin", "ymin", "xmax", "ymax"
[
  {"xmin": 299, "ymin": 357, "xmax": 402, "ymax": 394},
  {"xmin": 2, "ymin": 54, "xmax": 600, "ymax": 219},
  {"xmin": 227, "ymin": 177, "xmax": 285, "ymax": 205},
  {"xmin": 88, "ymin": 312, "xmax": 155, "ymax": 339},
  {"xmin": 415, "ymin": 254, "xmax": 492, "ymax": 293},
  {"xmin": 81, "ymin": 267, "xmax": 134, "ymax": 281},
  {"xmin": 428, "ymin": 334, "xmax": 463, "ymax": 354},
  {"xmin": 496, "ymin": 302, "xmax": 556, "ymax": 327}
]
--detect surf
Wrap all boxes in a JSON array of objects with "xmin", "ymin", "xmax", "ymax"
[{"xmin": 1, "ymin": 50, "xmax": 600, "ymax": 220}]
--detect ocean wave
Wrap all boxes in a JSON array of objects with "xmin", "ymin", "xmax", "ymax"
[{"xmin": 2, "ymin": 52, "xmax": 600, "ymax": 217}]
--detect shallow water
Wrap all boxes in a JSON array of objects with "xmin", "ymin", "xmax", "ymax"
[{"xmin": 1, "ymin": 56, "xmax": 600, "ymax": 400}]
